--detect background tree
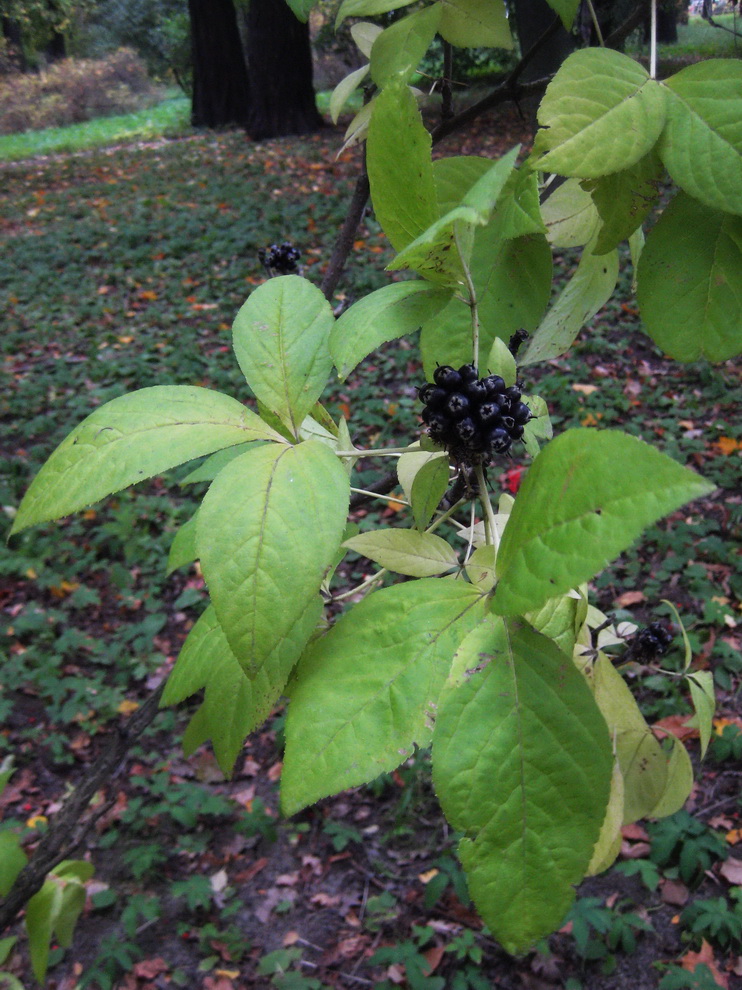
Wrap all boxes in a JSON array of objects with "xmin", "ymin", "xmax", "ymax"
[{"xmin": 188, "ymin": 0, "xmax": 250, "ymax": 128}]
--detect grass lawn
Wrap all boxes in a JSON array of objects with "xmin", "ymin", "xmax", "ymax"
[{"xmin": 0, "ymin": 59, "xmax": 740, "ymax": 990}]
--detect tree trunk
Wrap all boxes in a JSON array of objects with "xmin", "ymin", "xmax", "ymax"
[
  {"xmin": 244, "ymin": 0, "xmax": 323, "ymax": 141},
  {"xmin": 644, "ymin": 2, "xmax": 679, "ymax": 44},
  {"xmin": 189, "ymin": 0, "xmax": 250, "ymax": 129},
  {"xmin": 512, "ymin": 0, "xmax": 575, "ymax": 82}
]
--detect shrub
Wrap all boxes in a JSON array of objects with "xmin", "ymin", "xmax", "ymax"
[{"xmin": 0, "ymin": 48, "xmax": 162, "ymax": 135}]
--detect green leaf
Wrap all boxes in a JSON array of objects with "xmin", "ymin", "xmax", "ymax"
[
  {"xmin": 432, "ymin": 617, "xmax": 613, "ymax": 953},
  {"xmin": 162, "ymin": 602, "xmax": 322, "ymax": 775},
  {"xmin": 438, "ymin": 0, "xmax": 512, "ymax": 50},
  {"xmin": 0, "ymin": 935, "xmax": 18, "ymax": 966},
  {"xmin": 336, "ymin": 0, "xmax": 417, "ymax": 29},
  {"xmin": 587, "ymin": 760, "xmax": 624, "ymax": 875},
  {"xmin": 525, "ymin": 588, "xmax": 587, "ymax": 658},
  {"xmin": 530, "ymin": 49, "xmax": 666, "ymax": 178},
  {"xmin": 367, "ymin": 82, "xmax": 439, "ymax": 252},
  {"xmin": 11, "ymin": 387, "xmax": 283, "ymax": 536},
  {"xmin": 330, "ymin": 281, "xmax": 451, "ymax": 380},
  {"xmin": 180, "ymin": 443, "xmax": 261, "ymax": 485},
  {"xmin": 25, "ymin": 881, "xmax": 60, "ymax": 984},
  {"xmin": 410, "ymin": 455, "xmax": 451, "ymax": 530},
  {"xmin": 687, "ymin": 671, "xmax": 715, "ymax": 760},
  {"xmin": 659, "ymin": 59, "xmax": 742, "ymax": 216},
  {"xmin": 648, "ymin": 737, "xmax": 693, "ymax": 819},
  {"xmin": 389, "ymin": 149, "xmax": 520, "ymax": 286},
  {"xmin": 344, "ymin": 528, "xmax": 459, "ymax": 577},
  {"xmin": 330, "ymin": 64, "xmax": 370, "ymax": 124},
  {"xmin": 485, "ymin": 336, "xmax": 516, "ymax": 386},
  {"xmin": 492, "ymin": 429, "xmax": 714, "ymax": 617},
  {"xmin": 166, "ymin": 511, "xmax": 198, "ymax": 575},
  {"xmin": 464, "ymin": 544, "xmax": 497, "ymax": 592},
  {"xmin": 0, "ymin": 831, "xmax": 27, "ymax": 897},
  {"xmin": 281, "ymin": 580, "xmax": 486, "ymax": 814},
  {"xmin": 370, "ymin": 3, "xmax": 442, "ymax": 88},
  {"xmin": 283, "ymin": 0, "xmax": 315, "ymax": 21},
  {"xmin": 582, "ymin": 149, "xmax": 663, "ymax": 255},
  {"xmin": 397, "ymin": 448, "xmax": 448, "ymax": 503},
  {"xmin": 197, "ymin": 441, "xmax": 349, "ymax": 675},
  {"xmin": 591, "ymin": 656, "xmax": 669, "ymax": 824},
  {"xmin": 432, "ymin": 156, "xmax": 491, "ymax": 214},
  {"xmin": 420, "ymin": 233, "xmax": 552, "ymax": 375},
  {"xmin": 636, "ymin": 192, "xmax": 742, "ymax": 363},
  {"xmin": 493, "ymin": 167, "xmax": 546, "ymax": 240},
  {"xmin": 232, "ymin": 276, "xmax": 335, "ymax": 436},
  {"xmin": 519, "ymin": 241, "xmax": 619, "ymax": 366},
  {"xmin": 541, "ymin": 178, "xmax": 600, "ymax": 248},
  {"xmin": 544, "ymin": 0, "xmax": 581, "ymax": 29},
  {"xmin": 350, "ymin": 20, "xmax": 383, "ymax": 57},
  {"xmin": 522, "ymin": 394, "xmax": 552, "ymax": 457}
]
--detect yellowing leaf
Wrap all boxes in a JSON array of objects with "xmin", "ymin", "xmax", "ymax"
[{"xmin": 117, "ymin": 700, "xmax": 139, "ymax": 715}]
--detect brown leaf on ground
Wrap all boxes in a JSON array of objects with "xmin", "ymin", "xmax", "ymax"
[
  {"xmin": 616, "ymin": 590, "xmax": 646, "ymax": 606},
  {"xmin": 660, "ymin": 879, "xmax": 689, "ymax": 906},
  {"xmin": 718, "ymin": 858, "xmax": 742, "ymax": 885},
  {"xmin": 653, "ymin": 714, "xmax": 699, "ymax": 741},
  {"xmin": 133, "ymin": 957, "xmax": 169, "ymax": 979},
  {"xmin": 681, "ymin": 940, "xmax": 729, "ymax": 989}
]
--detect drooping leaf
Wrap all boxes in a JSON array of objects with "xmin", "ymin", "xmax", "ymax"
[
  {"xmin": 582, "ymin": 149, "xmax": 663, "ymax": 255},
  {"xmin": 26, "ymin": 863, "xmax": 91, "ymax": 984},
  {"xmin": 525, "ymin": 588, "xmax": 587, "ymax": 657},
  {"xmin": 519, "ymin": 241, "xmax": 619, "ymax": 366},
  {"xmin": 464, "ymin": 545, "xmax": 497, "ymax": 592},
  {"xmin": 0, "ymin": 831, "xmax": 27, "ymax": 896},
  {"xmin": 197, "ymin": 441, "xmax": 349, "ymax": 675},
  {"xmin": 687, "ymin": 671, "xmax": 715, "ymax": 760},
  {"xmin": 591, "ymin": 656, "xmax": 669, "ymax": 824},
  {"xmin": 166, "ymin": 510, "xmax": 198, "ymax": 574},
  {"xmin": 659, "ymin": 59, "xmax": 742, "ymax": 216},
  {"xmin": 350, "ymin": 20, "xmax": 383, "ymax": 57},
  {"xmin": 180, "ymin": 443, "xmax": 260, "ymax": 485},
  {"xmin": 344, "ymin": 528, "xmax": 459, "ymax": 577},
  {"xmin": 492, "ymin": 429, "xmax": 714, "ymax": 617},
  {"xmin": 530, "ymin": 49, "xmax": 666, "ymax": 178},
  {"xmin": 232, "ymin": 276, "xmax": 335, "ymax": 436},
  {"xmin": 370, "ymin": 2, "xmax": 442, "ymax": 88},
  {"xmin": 336, "ymin": 0, "xmax": 417, "ymax": 29},
  {"xmin": 330, "ymin": 63, "xmax": 370, "ymax": 124},
  {"xmin": 543, "ymin": 0, "xmax": 581, "ymax": 29},
  {"xmin": 11, "ymin": 387, "xmax": 283, "ymax": 536},
  {"xmin": 647, "ymin": 737, "xmax": 694, "ymax": 819},
  {"xmin": 397, "ymin": 448, "xmax": 448, "ymax": 503},
  {"xmin": 410, "ymin": 455, "xmax": 451, "ymax": 530},
  {"xmin": 389, "ymin": 149, "xmax": 520, "ymax": 286},
  {"xmin": 281, "ymin": 580, "xmax": 487, "ymax": 815},
  {"xmin": 283, "ymin": 0, "xmax": 315, "ymax": 21},
  {"xmin": 522, "ymin": 394, "xmax": 552, "ymax": 457},
  {"xmin": 432, "ymin": 617, "xmax": 613, "ymax": 953},
  {"xmin": 587, "ymin": 760, "xmax": 624, "ymax": 875},
  {"xmin": 540, "ymin": 177, "xmax": 599, "ymax": 248},
  {"xmin": 486, "ymin": 336, "xmax": 516, "ymax": 386},
  {"xmin": 367, "ymin": 82, "xmax": 439, "ymax": 252},
  {"xmin": 636, "ymin": 192, "xmax": 742, "ymax": 363},
  {"xmin": 330, "ymin": 281, "xmax": 451, "ymax": 380},
  {"xmin": 438, "ymin": 0, "xmax": 512, "ymax": 50},
  {"xmin": 420, "ymin": 232, "xmax": 552, "ymax": 375}
]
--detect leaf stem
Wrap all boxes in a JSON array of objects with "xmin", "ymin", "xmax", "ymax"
[
  {"xmin": 349, "ymin": 486, "xmax": 408, "ymax": 506},
  {"xmin": 335, "ymin": 443, "xmax": 421, "ymax": 457},
  {"xmin": 455, "ymin": 224, "xmax": 480, "ymax": 371},
  {"xmin": 332, "ymin": 569, "xmax": 387, "ymax": 602},
  {"xmin": 585, "ymin": 0, "xmax": 605, "ymax": 46},
  {"xmin": 426, "ymin": 498, "xmax": 466, "ymax": 535},
  {"xmin": 475, "ymin": 463, "xmax": 499, "ymax": 552},
  {"xmin": 650, "ymin": 0, "xmax": 657, "ymax": 79}
]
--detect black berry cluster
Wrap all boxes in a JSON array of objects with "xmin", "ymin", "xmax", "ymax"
[
  {"xmin": 628, "ymin": 621, "xmax": 674, "ymax": 662},
  {"xmin": 418, "ymin": 363, "xmax": 533, "ymax": 463},
  {"xmin": 258, "ymin": 241, "xmax": 301, "ymax": 274}
]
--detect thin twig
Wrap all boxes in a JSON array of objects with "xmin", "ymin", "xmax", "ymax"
[
  {"xmin": 321, "ymin": 155, "xmax": 370, "ymax": 301},
  {"xmin": 0, "ymin": 685, "xmax": 165, "ymax": 932}
]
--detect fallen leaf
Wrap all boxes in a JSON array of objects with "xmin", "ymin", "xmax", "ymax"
[
  {"xmin": 572, "ymin": 383, "xmax": 598, "ymax": 395},
  {"xmin": 419, "ymin": 868, "xmax": 439, "ymax": 884},
  {"xmin": 133, "ymin": 958, "xmax": 169, "ymax": 979},
  {"xmin": 117, "ymin": 699, "xmax": 139, "ymax": 715},
  {"xmin": 620, "ymin": 840, "xmax": 652, "ymax": 859},
  {"xmin": 681, "ymin": 940, "xmax": 729, "ymax": 989},
  {"xmin": 653, "ymin": 714, "xmax": 699, "ymax": 741},
  {"xmin": 725, "ymin": 829, "xmax": 742, "ymax": 845},
  {"xmin": 622, "ymin": 824, "xmax": 650, "ymax": 841},
  {"xmin": 718, "ymin": 858, "xmax": 742, "ymax": 885},
  {"xmin": 616, "ymin": 590, "xmax": 646, "ymax": 606},
  {"xmin": 714, "ymin": 437, "xmax": 742, "ymax": 456},
  {"xmin": 660, "ymin": 879, "xmax": 689, "ymax": 906}
]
